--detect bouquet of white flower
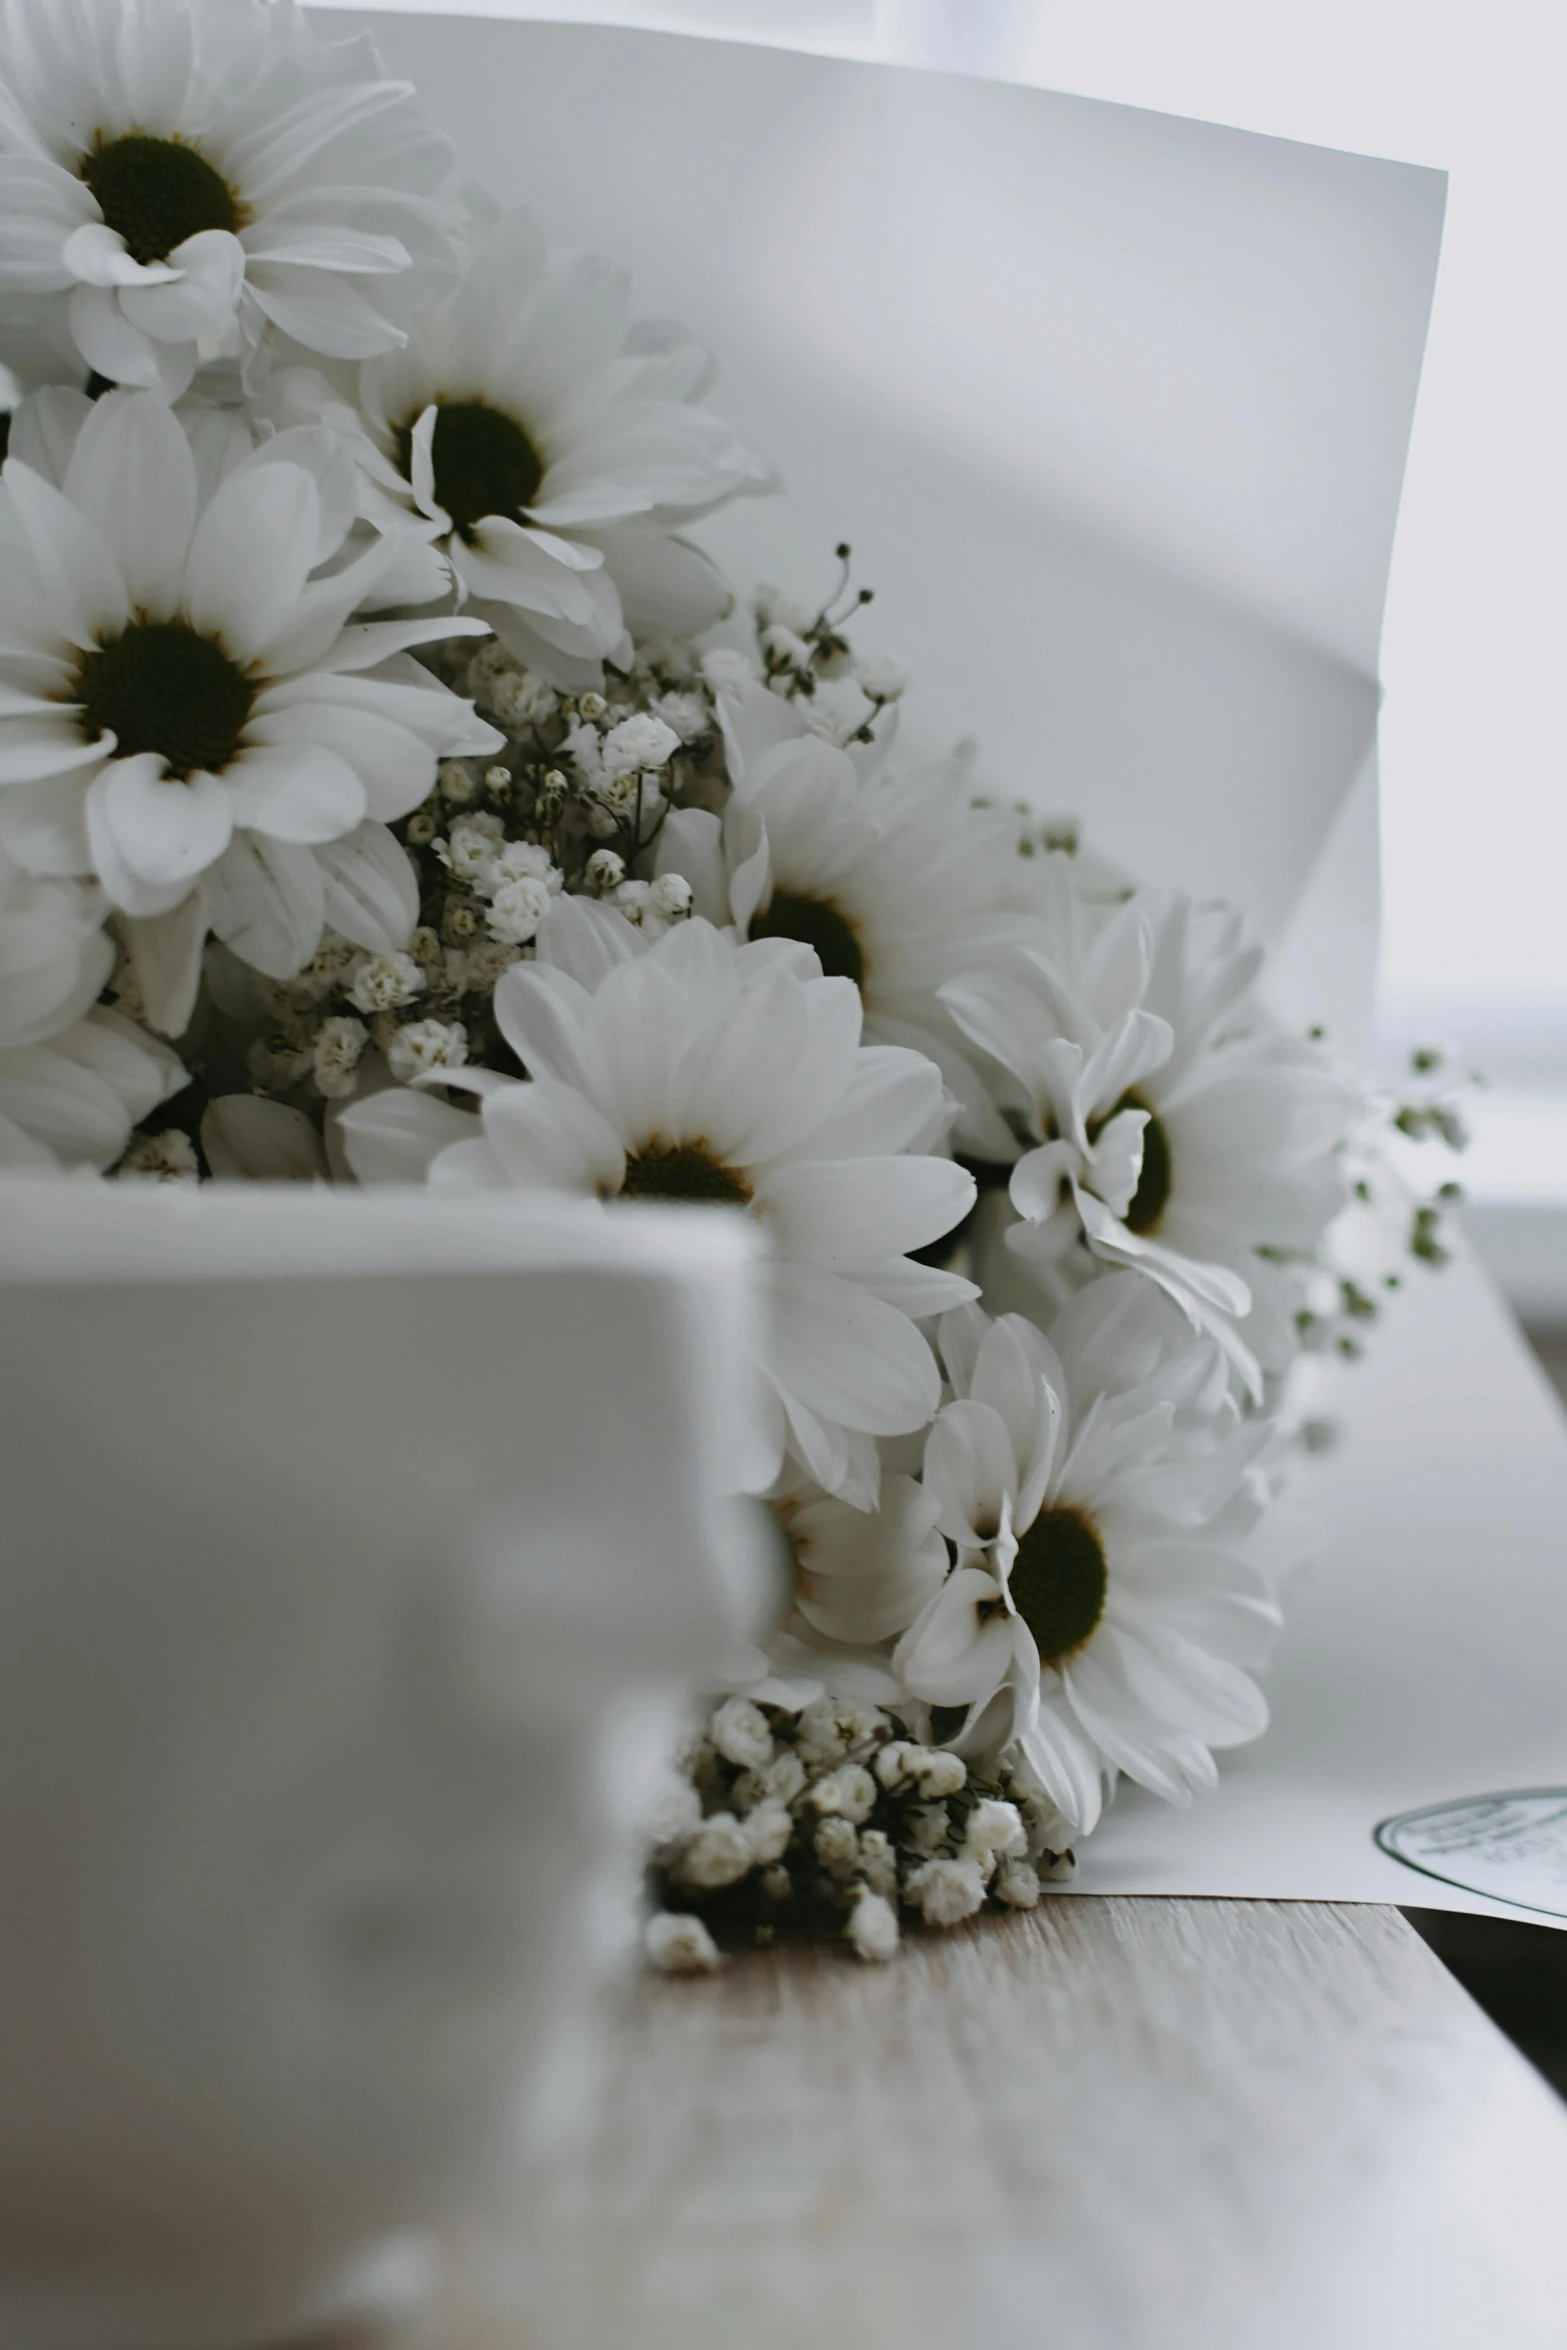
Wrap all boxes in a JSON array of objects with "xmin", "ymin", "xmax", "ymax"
[{"xmin": 0, "ymin": 0, "xmax": 1462, "ymax": 1962}]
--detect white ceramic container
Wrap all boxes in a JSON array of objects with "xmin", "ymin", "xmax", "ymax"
[{"xmin": 0, "ymin": 1184, "xmax": 758, "ymax": 2350}]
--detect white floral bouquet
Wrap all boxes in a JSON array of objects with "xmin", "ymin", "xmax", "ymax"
[{"xmin": 0, "ymin": 0, "xmax": 1461, "ymax": 1963}]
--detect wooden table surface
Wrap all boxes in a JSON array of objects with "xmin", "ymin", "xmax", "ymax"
[{"xmin": 394, "ymin": 1896, "xmax": 1567, "ymax": 2350}]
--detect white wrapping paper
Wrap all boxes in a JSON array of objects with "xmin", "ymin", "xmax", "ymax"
[{"xmin": 320, "ymin": 6, "xmax": 1443, "ymax": 948}]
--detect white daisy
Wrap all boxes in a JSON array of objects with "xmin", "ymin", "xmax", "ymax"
[
  {"xmin": 941, "ymin": 855, "xmax": 1358, "ymax": 1384},
  {"xmin": 894, "ymin": 1279, "xmax": 1279, "ymax": 1836},
  {"xmin": 0, "ymin": 387, "xmax": 501, "ymax": 1023},
  {"xmin": 771, "ymin": 1461, "xmax": 948, "ymax": 1650},
  {"xmin": 655, "ymin": 682, "xmax": 1034, "ymax": 1157},
  {"xmin": 339, "ymin": 900, "xmax": 978, "ymax": 1505},
  {"xmin": 0, "ymin": 0, "xmax": 458, "ymax": 400},
  {"xmin": 287, "ymin": 204, "xmax": 771, "ymax": 691},
  {"xmin": 0, "ymin": 844, "xmax": 183, "ymax": 1166}
]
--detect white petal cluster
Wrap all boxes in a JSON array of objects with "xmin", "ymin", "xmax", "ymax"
[
  {"xmin": 895, "ymin": 1280, "xmax": 1280, "ymax": 1837},
  {"xmin": 0, "ymin": 843, "xmax": 183, "ymax": 1168},
  {"xmin": 0, "ymin": 0, "xmax": 459, "ymax": 399},
  {"xmin": 945, "ymin": 853, "xmax": 1361, "ymax": 1384},
  {"xmin": 0, "ymin": 387, "xmax": 500, "ymax": 1027},
  {"xmin": 657, "ymin": 682, "xmax": 1036, "ymax": 1157},
  {"xmin": 341, "ymin": 902, "xmax": 978, "ymax": 1505},
  {"xmin": 287, "ymin": 204, "xmax": 770, "ymax": 692}
]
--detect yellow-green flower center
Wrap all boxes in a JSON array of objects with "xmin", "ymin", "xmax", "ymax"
[
  {"xmin": 76, "ymin": 622, "xmax": 254, "ymax": 780},
  {"xmin": 1092, "ymin": 1089, "xmax": 1172, "ymax": 1236},
  {"xmin": 620, "ymin": 1139, "xmax": 752, "ymax": 1207},
  {"xmin": 751, "ymin": 891, "xmax": 865, "ymax": 987},
  {"xmin": 396, "ymin": 400, "xmax": 545, "ymax": 541},
  {"xmin": 1009, "ymin": 1505, "xmax": 1108, "ymax": 1666},
  {"xmin": 81, "ymin": 135, "xmax": 240, "ymax": 268}
]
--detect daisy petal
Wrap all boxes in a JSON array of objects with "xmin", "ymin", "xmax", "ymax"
[
  {"xmin": 246, "ymin": 268, "xmax": 404, "ymax": 361},
  {"xmin": 94, "ymin": 755, "xmax": 232, "ymax": 888},
  {"xmin": 2, "ymin": 458, "xmax": 129, "ymax": 650},
  {"xmin": 1019, "ymin": 1696, "xmax": 1107, "ymax": 1835},
  {"xmin": 120, "ymin": 229, "xmax": 245, "ymax": 346},
  {"xmin": 0, "ymin": 772, "xmax": 94, "ymax": 874},
  {"xmin": 758, "ymin": 1154, "xmax": 974, "ymax": 1270},
  {"xmin": 61, "ymin": 390, "xmax": 196, "ymax": 620},
  {"xmin": 480, "ymin": 1076, "xmax": 625, "ymax": 1193},
  {"xmin": 246, "ymin": 700, "xmax": 431, "ymax": 821},
  {"xmin": 204, "ymin": 831, "xmax": 325, "ymax": 979},
  {"xmin": 62, "ymin": 222, "xmax": 177, "ymax": 289},
  {"xmin": 68, "ymin": 282, "xmax": 193, "ymax": 396},
  {"xmin": 0, "ymin": 724, "xmax": 110, "ymax": 786},
  {"xmin": 187, "ymin": 462, "xmax": 321, "ymax": 662},
  {"xmin": 312, "ymin": 823, "xmax": 420, "ymax": 955},
  {"xmin": 924, "ymin": 1398, "xmax": 1017, "ymax": 1548},
  {"xmin": 339, "ymin": 1086, "xmax": 482, "ymax": 1186},
  {"xmin": 766, "ymin": 1260, "xmax": 939, "ymax": 1439},
  {"xmin": 222, "ymin": 742, "xmax": 366, "ymax": 845}
]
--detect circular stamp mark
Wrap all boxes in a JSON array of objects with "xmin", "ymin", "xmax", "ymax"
[{"xmin": 1375, "ymin": 1790, "xmax": 1567, "ymax": 1920}]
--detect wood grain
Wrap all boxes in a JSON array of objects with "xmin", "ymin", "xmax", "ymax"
[{"xmin": 393, "ymin": 1899, "xmax": 1567, "ymax": 2350}]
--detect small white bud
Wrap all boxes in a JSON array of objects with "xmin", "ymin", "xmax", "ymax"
[
  {"xmin": 346, "ymin": 951, "xmax": 426, "ymax": 1015},
  {"xmin": 809, "ymin": 1764, "xmax": 877, "ymax": 1825},
  {"xmin": 488, "ymin": 839, "xmax": 560, "ymax": 890},
  {"xmin": 855, "ymin": 654, "xmax": 909, "ymax": 702},
  {"xmin": 116, "ymin": 1130, "xmax": 200, "ymax": 1184},
  {"xmin": 993, "ymin": 1859, "xmax": 1042, "ymax": 1909},
  {"xmin": 437, "ymin": 814, "xmax": 506, "ymax": 885},
  {"xmin": 963, "ymin": 1800, "xmax": 1028, "ymax": 1867},
  {"xmin": 760, "ymin": 1750, "xmax": 807, "ymax": 1806},
  {"xmin": 874, "ymin": 1741, "xmax": 926, "ymax": 1792},
  {"xmin": 814, "ymin": 1816, "xmax": 860, "ymax": 1875},
  {"xmin": 584, "ymin": 848, "xmax": 626, "ymax": 895},
  {"xmin": 651, "ymin": 690, "xmax": 710, "ymax": 741},
  {"xmin": 311, "ymin": 1014, "xmax": 369, "ymax": 1100},
  {"xmin": 760, "ymin": 623, "xmax": 810, "ymax": 672},
  {"xmin": 711, "ymin": 1697, "xmax": 774, "ymax": 1772},
  {"xmin": 915, "ymin": 1751, "xmax": 968, "ymax": 1800},
  {"xmin": 600, "ymin": 713, "xmax": 681, "ymax": 776},
  {"xmin": 673, "ymin": 1812, "xmax": 752, "ymax": 1890},
  {"xmin": 745, "ymin": 1800, "xmax": 794, "ymax": 1867},
  {"xmin": 794, "ymin": 1698, "xmax": 888, "ymax": 1766},
  {"xmin": 699, "ymin": 646, "xmax": 757, "ymax": 694},
  {"xmin": 846, "ymin": 1888, "xmax": 900, "ymax": 1963},
  {"xmin": 1016, "ymin": 1789, "xmax": 1076, "ymax": 1861},
  {"xmin": 387, "ymin": 1018, "xmax": 467, "ymax": 1085},
  {"xmin": 648, "ymin": 871, "xmax": 694, "ymax": 923},
  {"xmin": 644, "ymin": 1912, "xmax": 722, "ymax": 1974},
  {"xmin": 438, "ymin": 759, "xmax": 476, "ymax": 804},
  {"xmin": 857, "ymin": 1829, "xmax": 899, "ymax": 1900},
  {"xmin": 486, "ymin": 874, "xmax": 553, "ymax": 946},
  {"xmin": 611, "ymin": 878, "xmax": 653, "ymax": 925},
  {"xmin": 905, "ymin": 1802, "xmax": 950, "ymax": 1857},
  {"xmin": 904, "ymin": 1856, "xmax": 986, "ymax": 1929},
  {"xmin": 491, "ymin": 671, "xmax": 558, "ymax": 728},
  {"xmin": 645, "ymin": 1779, "xmax": 704, "ymax": 1851}
]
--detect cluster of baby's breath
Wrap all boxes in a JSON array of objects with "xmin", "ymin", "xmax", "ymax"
[
  {"xmin": 1282, "ymin": 1040, "xmax": 1472, "ymax": 1387},
  {"xmin": 750, "ymin": 546, "xmax": 908, "ymax": 741},
  {"xmin": 643, "ymin": 1693, "xmax": 1073, "ymax": 1971},
  {"xmin": 109, "ymin": 556, "xmax": 908, "ymax": 1164}
]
